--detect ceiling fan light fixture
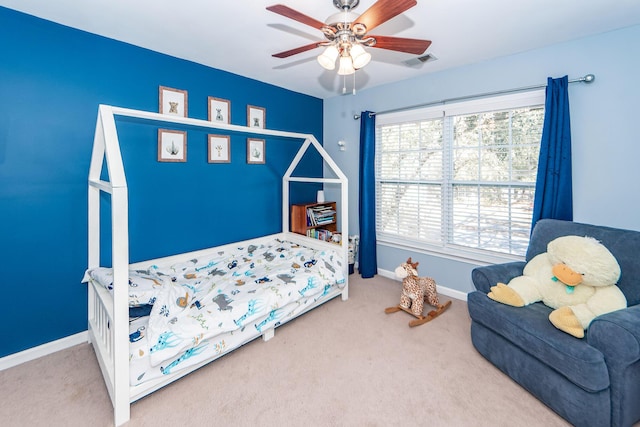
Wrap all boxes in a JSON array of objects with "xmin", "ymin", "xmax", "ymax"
[
  {"xmin": 267, "ymin": 0, "xmax": 431, "ymax": 93},
  {"xmin": 317, "ymin": 45, "xmax": 339, "ymax": 70},
  {"xmin": 337, "ymin": 55, "xmax": 355, "ymax": 75},
  {"xmin": 350, "ymin": 43, "xmax": 371, "ymax": 69}
]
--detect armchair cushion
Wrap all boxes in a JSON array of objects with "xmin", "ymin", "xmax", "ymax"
[{"xmin": 468, "ymin": 291, "xmax": 609, "ymax": 392}]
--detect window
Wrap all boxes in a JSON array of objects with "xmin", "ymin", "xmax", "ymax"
[{"xmin": 375, "ymin": 91, "xmax": 545, "ymax": 261}]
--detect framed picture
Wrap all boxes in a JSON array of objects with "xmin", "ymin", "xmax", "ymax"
[
  {"xmin": 158, "ymin": 129, "xmax": 187, "ymax": 162},
  {"xmin": 208, "ymin": 97, "xmax": 231, "ymax": 124},
  {"xmin": 247, "ymin": 105, "xmax": 266, "ymax": 129},
  {"xmin": 159, "ymin": 86, "xmax": 188, "ymax": 117},
  {"xmin": 208, "ymin": 134, "xmax": 231, "ymax": 163},
  {"xmin": 246, "ymin": 138, "xmax": 265, "ymax": 164}
]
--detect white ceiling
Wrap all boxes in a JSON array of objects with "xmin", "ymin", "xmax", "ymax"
[{"xmin": 3, "ymin": 0, "xmax": 640, "ymax": 99}]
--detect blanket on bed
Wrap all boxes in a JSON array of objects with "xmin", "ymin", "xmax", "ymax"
[{"xmin": 85, "ymin": 238, "xmax": 345, "ymax": 367}]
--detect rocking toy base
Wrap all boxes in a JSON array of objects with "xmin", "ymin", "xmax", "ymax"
[{"xmin": 385, "ymin": 300, "xmax": 452, "ymax": 327}]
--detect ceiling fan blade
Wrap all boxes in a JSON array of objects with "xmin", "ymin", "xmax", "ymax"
[
  {"xmin": 272, "ymin": 42, "xmax": 323, "ymax": 58},
  {"xmin": 266, "ymin": 4, "xmax": 326, "ymax": 30},
  {"xmin": 369, "ymin": 35, "xmax": 431, "ymax": 55},
  {"xmin": 353, "ymin": 0, "xmax": 417, "ymax": 32}
]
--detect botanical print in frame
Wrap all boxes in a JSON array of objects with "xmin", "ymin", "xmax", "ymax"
[
  {"xmin": 158, "ymin": 129, "xmax": 187, "ymax": 162},
  {"xmin": 159, "ymin": 86, "xmax": 188, "ymax": 117},
  {"xmin": 247, "ymin": 105, "xmax": 266, "ymax": 129},
  {"xmin": 208, "ymin": 97, "xmax": 231, "ymax": 124},
  {"xmin": 246, "ymin": 138, "xmax": 265, "ymax": 164},
  {"xmin": 208, "ymin": 134, "xmax": 231, "ymax": 163}
]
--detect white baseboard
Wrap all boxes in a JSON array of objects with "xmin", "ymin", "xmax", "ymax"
[
  {"xmin": 377, "ymin": 268, "xmax": 468, "ymax": 302},
  {"xmin": 0, "ymin": 331, "xmax": 88, "ymax": 371}
]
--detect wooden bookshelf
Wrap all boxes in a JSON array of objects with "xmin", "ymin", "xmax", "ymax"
[{"xmin": 291, "ymin": 201, "xmax": 338, "ymax": 241}]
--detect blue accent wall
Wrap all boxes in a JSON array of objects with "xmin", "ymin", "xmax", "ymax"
[{"xmin": 0, "ymin": 7, "xmax": 323, "ymax": 357}]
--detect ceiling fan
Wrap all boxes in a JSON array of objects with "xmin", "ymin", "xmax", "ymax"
[{"xmin": 266, "ymin": 0, "xmax": 432, "ymax": 75}]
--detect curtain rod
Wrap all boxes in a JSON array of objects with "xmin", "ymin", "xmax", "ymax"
[{"xmin": 353, "ymin": 74, "xmax": 595, "ymax": 120}]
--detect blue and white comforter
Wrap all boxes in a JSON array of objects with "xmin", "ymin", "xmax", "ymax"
[{"xmin": 88, "ymin": 238, "xmax": 344, "ymax": 367}]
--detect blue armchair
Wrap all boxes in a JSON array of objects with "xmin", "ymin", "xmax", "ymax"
[{"xmin": 468, "ymin": 219, "xmax": 640, "ymax": 427}]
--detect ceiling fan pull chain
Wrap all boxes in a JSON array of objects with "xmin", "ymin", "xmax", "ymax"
[{"xmin": 353, "ymin": 71, "xmax": 357, "ymax": 95}]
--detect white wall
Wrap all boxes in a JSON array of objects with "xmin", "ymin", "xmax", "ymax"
[{"xmin": 323, "ymin": 24, "xmax": 640, "ymax": 293}]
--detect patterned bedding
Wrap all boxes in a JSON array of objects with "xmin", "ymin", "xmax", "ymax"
[{"xmin": 85, "ymin": 238, "xmax": 345, "ymax": 383}]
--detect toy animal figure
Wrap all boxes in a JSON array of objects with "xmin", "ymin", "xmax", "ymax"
[
  {"xmin": 385, "ymin": 257, "xmax": 452, "ymax": 327},
  {"xmin": 488, "ymin": 235, "xmax": 626, "ymax": 338}
]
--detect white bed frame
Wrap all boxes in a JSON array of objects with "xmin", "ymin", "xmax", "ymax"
[{"xmin": 87, "ymin": 105, "xmax": 349, "ymax": 426}]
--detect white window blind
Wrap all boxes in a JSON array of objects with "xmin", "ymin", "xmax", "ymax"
[{"xmin": 375, "ymin": 90, "xmax": 545, "ymax": 260}]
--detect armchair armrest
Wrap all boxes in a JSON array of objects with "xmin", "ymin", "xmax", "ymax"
[
  {"xmin": 471, "ymin": 261, "xmax": 526, "ymax": 294},
  {"xmin": 588, "ymin": 304, "xmax": 640, "ymax": 366}
]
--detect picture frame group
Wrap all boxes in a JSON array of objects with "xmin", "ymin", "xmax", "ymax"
[{"xmin": 157, "ymin": 86, "xmax": 267, "ymax": 164}]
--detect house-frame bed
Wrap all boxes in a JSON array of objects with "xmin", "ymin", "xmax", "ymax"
[{"xmin": 87, "ymin": 105, "xmax": 349, "ymax": 426}]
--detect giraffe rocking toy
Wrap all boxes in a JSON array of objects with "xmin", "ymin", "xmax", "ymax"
[{"xmin": 385, "ymin": 257, "xmax": 452, "ymax": 327}]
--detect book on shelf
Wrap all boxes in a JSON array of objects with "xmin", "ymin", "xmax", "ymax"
[
  {"xmin": 316, "ymin": 219, "xmax": 334, "ymax": 226},
  {"xmin": 306, "ymin": 205, "xmax": 336, "ymax": 227},
  {"xmin": 306, "ymin": 208, "xmax": 316, "ymax": 226},
  {"xmin": 306, "ymin": 228, "xmax": 333, "ymax": 242}
]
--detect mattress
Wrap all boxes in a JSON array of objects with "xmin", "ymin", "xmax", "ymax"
[{"xmin": 86, "ymin": 238, "xmax": 345, "ymax": 385}]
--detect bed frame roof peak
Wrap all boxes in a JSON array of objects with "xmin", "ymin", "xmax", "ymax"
[{"xmin": 88, "ymin": 103, "xmax": 348, "ymax": 270}]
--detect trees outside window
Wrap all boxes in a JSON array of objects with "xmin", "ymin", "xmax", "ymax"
[{"xmin": 375, "ymin": 91, "xmax": 545, "ymax": 260}]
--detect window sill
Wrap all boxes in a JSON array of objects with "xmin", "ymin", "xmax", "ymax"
[{"xmin": 377, "ymin": 236, "xmax": 525, "ymax": 266}]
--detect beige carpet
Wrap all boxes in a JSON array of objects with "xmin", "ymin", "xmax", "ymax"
[{"xmin": 0, "ymin": 274, "xmax": 570, "ymax": 427}]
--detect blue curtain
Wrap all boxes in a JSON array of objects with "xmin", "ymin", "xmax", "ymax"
[
  {"xmin": 531, "ymin": 76, "xmax": 573, "ymax": 228},
  {"xmin": 359, "ymin": 111, "xmax": 377, "ymax": 278}
]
